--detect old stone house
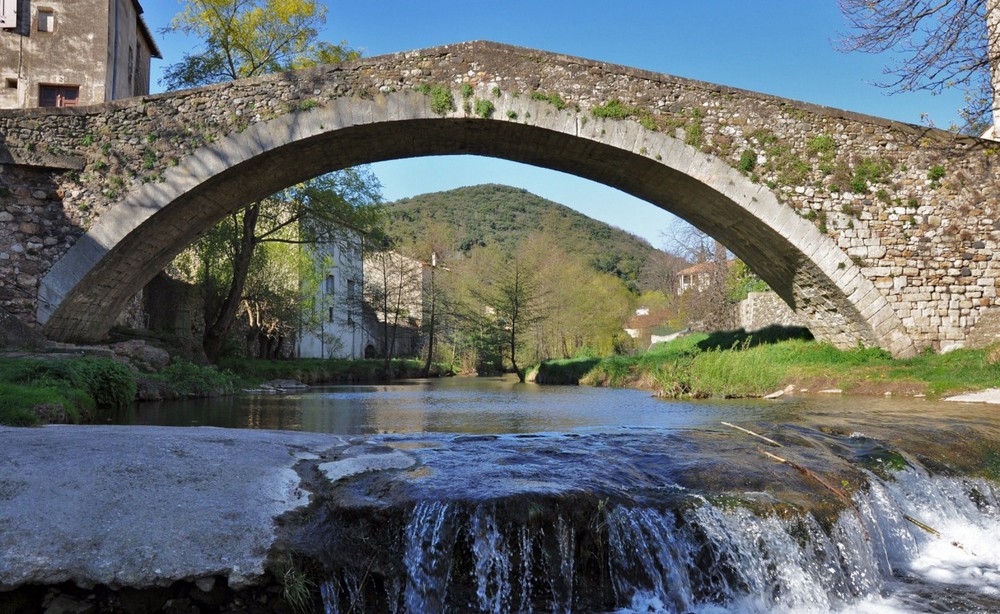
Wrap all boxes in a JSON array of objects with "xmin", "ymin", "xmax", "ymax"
[
  {"xmin": 0, "ymin": 0, "xmax": 160, "ymax": 109},
  {"xmin": 298, "ymin": 238, "xmax": 427, "ymax": 360},
  {"xmin": 675, "ymin": 260, "xmax": 729, "ymax": 295}
]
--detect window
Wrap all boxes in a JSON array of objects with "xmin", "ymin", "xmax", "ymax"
[
  {"xmin": 325, "ymin": 275, "xmax": 335, "ymax": 295},
  {"xmin": 39, "ymin": 85, "xmax": 79, "ymax": 108},
  {"xmin": 4, "ymin": 78, "xmax": 16, "ymax": 90},
  {"xmin": 328, "ymin": 307, "xmax": 334, "ymax": 323},
  {"xmin": 37, "ymin": 8, "xmax": 54, "ymax": 33},
  {"xmin": 0, "ymin": 0, "xmax": 16, "ymax": 28}
]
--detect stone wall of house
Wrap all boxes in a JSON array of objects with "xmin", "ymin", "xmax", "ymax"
[
  {"xmin": 738, "ymin": 291, "xmax": 805, "ymax": 333},
  {"xmin": 0, "ymin": 41, "xmax": 998, "ymax": 352}
]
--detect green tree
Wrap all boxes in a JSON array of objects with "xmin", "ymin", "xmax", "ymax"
[
  {"xmin": 161, "ymin": 0, "xmax": 357, "ymax": 90},
  {"xmin": 837, "ymin": 0, "xmax": 1000, "ymax": 134},
  {"xmin": 190, "ymin": 170, "xmax": 382, "ymax": 361},
  {"xmin": 160, "ymin": 0, "xmax": 375, "ymax": 361}
]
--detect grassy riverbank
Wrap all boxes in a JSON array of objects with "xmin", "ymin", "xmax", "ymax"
[
  {"xmin": 0, "ymin": 353, "xmax": 452, "ymax": 426},
  {"xmin": 0, "ymin": 355, "xmax": 242, "ymax": 426},
  {"xmin": 538, "ymin": 330, "xmax": 1000, "ymax": 399}
]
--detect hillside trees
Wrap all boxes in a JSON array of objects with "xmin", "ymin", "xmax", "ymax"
[
  {"xmin": 161, "ymin": 0, "xmax": 379, "ymax": 361},
  {"xmin": 439, "ymin": 235, "xmax": 635, "ymax": 379},
  {"xmin": 837, "ymin": 0, "xmax": 1000, "ymax": 134}
]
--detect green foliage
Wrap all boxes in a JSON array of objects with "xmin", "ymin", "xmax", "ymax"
[
  {"xmin": 506, "ymin": 110, "xmax": 518, "ymax": 120},
  {"xmin": 0, "ymin": 357, "xmax": 138, "ymax": 426},
  {"xmin": 850, "ymin": 156, "xmax": 893, "ymax": 193},
  {"xmin": 577, "ymin": 331, "xmax": 1000, "ymax": 400},
  {"xmin": 383, "ymin": 184, "xmax": 661, "ymax": 292},
  {"xmin": 474, "ymin": 98, "xmax": 495, "ymax": 119},
  {"xmin": 269, "ymin": 555, "xmax": 315, "ymax": 614},
  {"xmin": 927, "ymin": 164, "xmax": 946, "ymax": 183},
  {"xmin": 807, "ymin": 134, "xmax": 836, "ymax": 155},
  {"xmin": 71, "ymin": 358, "xmax": 137, "ymax": 411},
  {"xmin": 529, "ymin": 91, "xmax": 567, "ymax": 110},
  {"xmin": 297, "ymin": 99, "xmax": 318, "ymax": 111},
  {"xmin": 725, "ymin": 259, "xmax": 770, "ymax": 302},
  {"xmin": 737, "ymin": 149, "xmax": 757, "ymax": 174},
  {"xmin": 460, "ymin": 83, "xmax": 474, "ymax": 99},
  {"xmin": 160, "ymin": 0, "xmax": 357, "ymax": 91},
  {"xmin": 143, "ymin": 151, "xmax": 157, "ymax": 170},
  {"xmin": 684, "ymin": 117, "xmax": 704, "ymax": 147},
  {"xmin": 144, "ymin": 360, "xmax": 241, "ymax": 397},
  {"xmin": 591, "ymin": 99, "xmax": 633, "ymax": 119},
  {"xmin": 429, "ymin": 85, "xmax": 455, "ymax": 115}
]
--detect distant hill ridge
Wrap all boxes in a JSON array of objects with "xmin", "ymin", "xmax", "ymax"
[{"xmin": 384, "ymin": 184, "xmax": 678, "ymax": 289}]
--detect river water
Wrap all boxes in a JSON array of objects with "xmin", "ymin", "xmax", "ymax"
[{"xmin": 125, "ymin": 377, "xmax": 1000, "ymax": 613}]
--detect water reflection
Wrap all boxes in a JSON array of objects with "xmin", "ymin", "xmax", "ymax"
[{"xmin": 125, "ymin": 375, "xmax": 1000, "ymax": 440}]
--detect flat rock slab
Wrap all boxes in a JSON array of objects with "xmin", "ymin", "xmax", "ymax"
[
  {"xmin": 319, "ymin": 450, "xmax": 416, "ymax": 482},
  {"xmin": 944, "ymin": 388, "xmax": 1000, "ymax": 404},
  {"xmin": 0, "ymin": 425, "xmax": 345, "ymax": 590}
]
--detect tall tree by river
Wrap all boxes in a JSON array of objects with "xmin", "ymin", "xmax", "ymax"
[{"xmin": 160, "ymin": 0, "xmax": 380, "ymax": 362}]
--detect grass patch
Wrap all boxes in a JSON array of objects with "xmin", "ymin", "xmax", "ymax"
[
  {"xmin": 0, "ymin": 356, "xmax": 136, "ymax": 426},
  {"xmin": 535, "ymin": 357, "xmax": 602, "ymax": 385},
  {"xmin": 141, "ymin": 359, "xmax": 242, "ymax": 398},
  {"xmin": 572, "ymin": 329, "xmax": 1000, "ymax": 400}
]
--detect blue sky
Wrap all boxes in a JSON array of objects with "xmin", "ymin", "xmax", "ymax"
[{"xmin": 140, "ymin": 1, "xmax": 967, "ymax": 248}]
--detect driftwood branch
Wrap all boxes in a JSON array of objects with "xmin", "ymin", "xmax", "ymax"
[{"xmin": 721, "ymin": 422, "xmax": 783, "ymax": 447}]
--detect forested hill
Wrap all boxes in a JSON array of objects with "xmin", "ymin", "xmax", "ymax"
[{"xmin": 384, "ymin": 184, "xmax": 680, "ymax": 290}]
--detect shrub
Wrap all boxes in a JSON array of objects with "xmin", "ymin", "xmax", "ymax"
[
  {"xmin": 474, "ymin": 99, "xmax": 495, "ymax": 119},
  {"xmin": 428, "ymin": 85, "xmax": 455, "ymax": 116}
]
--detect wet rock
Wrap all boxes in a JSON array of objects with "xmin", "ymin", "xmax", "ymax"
[
  {"xmin": 319, "ymin": 450, "xmax": 416, "ymax": 482},
  {"xmin": 111, "ymin": 340, "xmax": 171, "ymax": 372},
  {"xmin": 42, "ymin": 594, "xmax": 93, "ymax": 614}
]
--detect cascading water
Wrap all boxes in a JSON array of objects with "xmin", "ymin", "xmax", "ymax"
[{"xmin": 306, "ymin": 432, "xmax": 1000, "ymax": 614}]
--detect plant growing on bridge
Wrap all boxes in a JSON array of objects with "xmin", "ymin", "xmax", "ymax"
[
  {"xmin": 474, "ymin": 98, "xmax": 495, "ymax": 119},
  {"xmin": 428, "ymin": 85, "xmax": 456, "ymax": 116},
  {"xmin": 529, "ymin": 91, "xmax": 568, "ymax": 110}
]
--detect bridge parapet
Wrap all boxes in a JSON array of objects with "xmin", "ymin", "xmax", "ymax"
[{"xmin": 1, "ymin": 41, "xmax": 998, "ymax": 353}]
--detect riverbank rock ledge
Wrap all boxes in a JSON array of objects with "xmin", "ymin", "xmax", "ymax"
[{"xmin": 0, "ymin": 426, "xmax": 347, "ymax": 592}]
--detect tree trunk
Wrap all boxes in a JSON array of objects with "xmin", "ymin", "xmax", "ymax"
[
  {"xmin": 421, "ymin": 273, "xmax": 436, "ymax": 378},
  {"xmin": 989, "ymin": 0, "xmax": 1000, "ymax": 136},
  {"xmin": 203, "ymin": 204, "xmax": 260, "ymax": 363}
]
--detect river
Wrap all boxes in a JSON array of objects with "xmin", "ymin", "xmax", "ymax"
[{"xmin": 124, "ymin": 377, "xmax": 1000, "ymax": 613}]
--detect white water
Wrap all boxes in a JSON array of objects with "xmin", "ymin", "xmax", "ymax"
[{"xmin": 320, "ymin": 470, "xmax": 1000, "ymax": 613}]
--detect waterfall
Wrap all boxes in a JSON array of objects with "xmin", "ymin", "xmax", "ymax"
[{"xmin": 317, "ymin": 469, "xmax": 1000, "ymax": 613}]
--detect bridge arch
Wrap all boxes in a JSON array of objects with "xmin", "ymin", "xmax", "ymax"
[{"xmin": 36, "ymin": 88, "xmax": 916, "ymax": 356}]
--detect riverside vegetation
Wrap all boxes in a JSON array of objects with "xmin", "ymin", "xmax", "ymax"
[
  {"xmin": 0, "ymin": 354, "xmax": 448, "ymax": 427},
  {"xmin": 535, "ymin": 328, "xmax": 1000, "ymax": 400}
]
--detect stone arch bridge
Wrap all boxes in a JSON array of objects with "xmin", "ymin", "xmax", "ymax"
[{"xmin": 1, "ymin": 41, "xmax": 999, "ymax": 357}]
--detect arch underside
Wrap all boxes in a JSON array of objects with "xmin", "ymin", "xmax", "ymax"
[{"xmin": 38, "ymin": 96, "xmax": 915, "ymax": 355}]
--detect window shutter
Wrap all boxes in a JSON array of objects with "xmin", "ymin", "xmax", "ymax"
[{"xmin": 0, "ymin": 0, "xmax": 17, "ymax": 29}]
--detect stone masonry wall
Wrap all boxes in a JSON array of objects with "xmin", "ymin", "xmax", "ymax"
[
  {"xmin": 739, "ymin": 291, "xmax": 806, "ymax": 333},
  {"xmin": 1, "ymin": 42, "xmax": 999, "ymax": 350}
]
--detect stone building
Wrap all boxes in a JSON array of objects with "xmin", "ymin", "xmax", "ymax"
[
  {"xmin": 297, "ymin": 235, "xmax": 371, "ymax": 360},
  {"xmin": 297, "ymin": 238, "xmax": 426, "ymax": 360},
  {"xmin": 0, "ymin": 0, "xmax": 160, "ymax": 109}
]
